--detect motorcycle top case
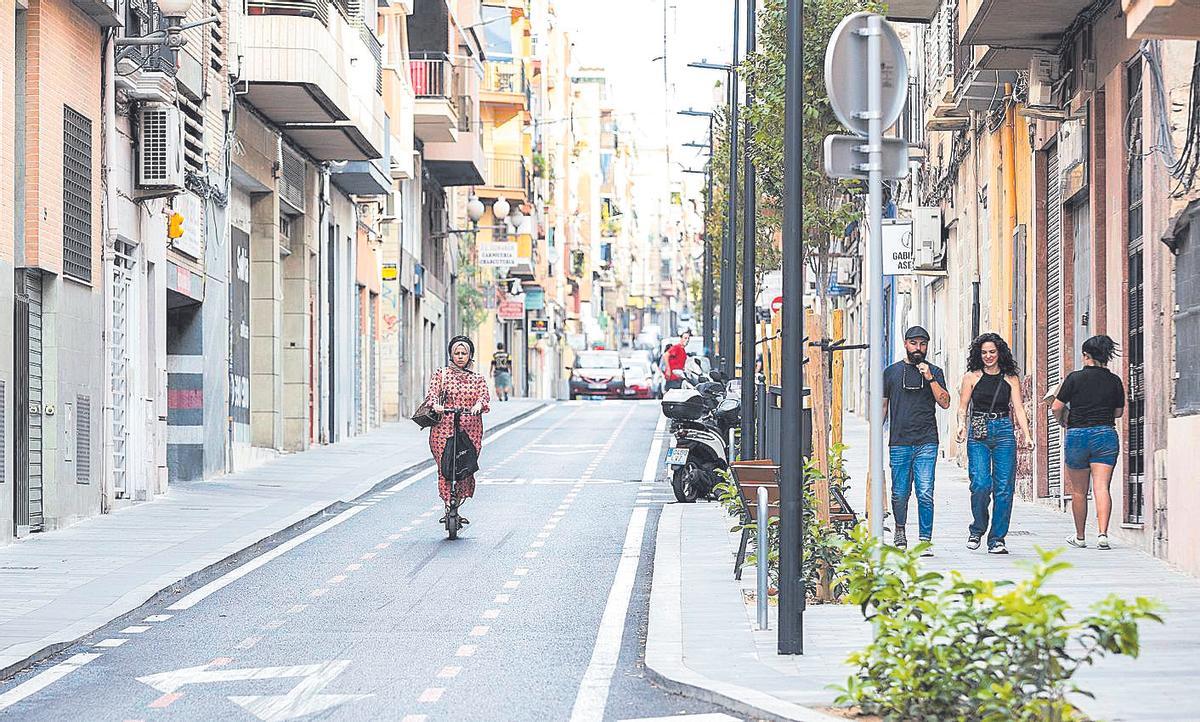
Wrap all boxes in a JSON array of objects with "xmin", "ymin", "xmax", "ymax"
[{"xmin": 660, "ymin": 388, "xmax": 709, "ymax": 421}]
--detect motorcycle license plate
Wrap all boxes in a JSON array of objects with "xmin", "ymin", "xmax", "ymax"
[
  {"xmin": 665, "ymin": 448, "xmax": 690, "ymax": 466},
  {"xmin": 589, "ymin": 383, "xmax": 608, "ymax": 390}
]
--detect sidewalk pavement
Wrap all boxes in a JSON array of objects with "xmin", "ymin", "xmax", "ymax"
[
  {"xmin": 647, "ymin": 415, "xmax": 1200, "ymax": 722},
  {"xmin": 0, "ymin": 398, "xmax": 547, "ymax": 678}
]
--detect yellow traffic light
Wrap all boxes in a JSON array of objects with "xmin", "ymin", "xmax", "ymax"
[{"xmin": 167, "ymin": 212, "xmax": 184, "ymax": 240}]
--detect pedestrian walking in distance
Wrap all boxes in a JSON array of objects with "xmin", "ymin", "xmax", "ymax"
[
  {"xmin": 883, "ymin": 326, "xmax": 952, "ymax": 556},
  {"xmin": 1051, "ymin": 335, "xmax": 1125, "ymax": 551},
  {"xmin": 426, "ymin": 336, "xmax": 490, "ymax": 525},
  {"xmin": 956, "ymin": 333, "xmax": 1034, "ymax": 555},
  {"xmin": 490, "ymin": 342, "xmax": 513, "ymax": 401}
]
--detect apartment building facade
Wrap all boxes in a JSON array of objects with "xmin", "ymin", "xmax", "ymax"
[{"xmin": 883, "ymin": 0, "xmax": 1200, "ymax": 575}]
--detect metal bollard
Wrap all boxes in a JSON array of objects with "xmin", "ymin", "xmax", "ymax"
[{"xmin": 757, "ymin": 485, "xmax": 769, "ymax": 630}]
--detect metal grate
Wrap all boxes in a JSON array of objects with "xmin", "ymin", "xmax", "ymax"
[
  {"xmin": 1126, "ymin": 59, "xmax": 1147, "ymax": 523},
  {"xmin": 179, "ymin": 96, "xmax": 205, "ymax": 174},
  {"xmin": 1175, "ymin": 220, "xmax": 1200, "ymax": 413},
  {"xmin": 280, "ymin": 145, "xmax": 306, "ymax": 212},
  {"xmin": 63, "ymin": 106, "xmax": 94, "ymax": 283},
  {"xmin": 1045, "ymin": 146, "xmax": 1063, "ymax": 497},
  {"xmin": 76, "ymin": 395, "xmax": 91, "ymax": 484}
]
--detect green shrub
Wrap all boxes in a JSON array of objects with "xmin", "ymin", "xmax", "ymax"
[{"xmin": 834, "ymin": 525, "xmax": 1163, "ymax": 721}]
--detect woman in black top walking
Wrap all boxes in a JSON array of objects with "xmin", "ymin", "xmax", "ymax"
[
  {"xmin": 1052, "ymin": 335, "xmax": 1125, "ymax": 550},
  {"xmin": 956, "ymin": 333, "xmax": 1033, "ymax": 554}
]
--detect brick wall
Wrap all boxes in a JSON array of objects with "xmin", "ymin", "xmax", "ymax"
[
  {"xmin": 25, "ymin": 0, "xmax": 102, "ymax": 280},
  {"xmin": 0, "ymin": 10, "xmax": 14, "ymax": 264}
]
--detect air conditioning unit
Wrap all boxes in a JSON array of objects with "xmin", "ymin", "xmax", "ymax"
[
  {"xmin": 136, "ymin": 104, "xmax": 184, "ymax": 191},
  {"xmin": 1028, "ymin": 54, "xmax": 1061, "ymax": 108},
  {"xmin": 913, "ymin": 206, "xmax": 945, "ymax": 271}
]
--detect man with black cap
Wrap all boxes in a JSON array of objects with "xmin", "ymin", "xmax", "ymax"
[{"xmin": 882, "ymin": 326, "xmax": 951, "ymax": 555}]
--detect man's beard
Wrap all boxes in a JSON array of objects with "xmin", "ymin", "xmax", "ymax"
[{"xmin": 906, "ymin": 350, "xmax": 926, "ymax": 364}]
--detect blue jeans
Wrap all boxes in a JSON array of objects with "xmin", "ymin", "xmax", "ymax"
[
  {"xmin": 890, "ymin": 443, "xmax": 938, "ymax": 539},
  {"xmin": 1064, "ymin": 426, "xmax": 1119, "ymax": 469},
  {"xmin": 967, "ymin": 417, "xmax": 1017, "ymax": 548}
]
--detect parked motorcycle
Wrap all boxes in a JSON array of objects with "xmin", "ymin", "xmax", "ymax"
[{"xmin": 661, "ymin": 363, "xmax": 741, "ymax": 503}]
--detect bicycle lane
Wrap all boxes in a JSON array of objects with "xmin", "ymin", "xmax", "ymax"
[{"xmin": 0, "ymin": 401, "xmax": 680, "ymax": 721}]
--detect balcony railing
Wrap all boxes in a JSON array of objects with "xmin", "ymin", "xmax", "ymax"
[
  {"xmin": 487, "ymin": 155, "xmax": 527, "ymax": 190},
  {"xmin": 248, "ymin": 0, "xmax": 329, "ymax": 24},
  {"xmin": 483, "ymin": 60, "xmax": 528, "ymax": 96},
  {"xmin": 410, "ymin": 51, "xmax": 453, "ymax": 98}
]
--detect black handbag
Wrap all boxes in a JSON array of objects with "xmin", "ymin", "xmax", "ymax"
[
  {"xmin": 411, "ymin": 393, "xmax": 444, "ymax": 429},
  {"xmin": 970, "ymin": 375, "xmax": 1005, "ymax": 441},
  {"xmin": 441, "ymin": 429, "xmax": 479, "ymax": 481}
]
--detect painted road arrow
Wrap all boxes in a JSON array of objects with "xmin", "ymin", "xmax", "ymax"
[{"xmin": 137, "ymin": 659, "xmax": 370, "ymax": 721}]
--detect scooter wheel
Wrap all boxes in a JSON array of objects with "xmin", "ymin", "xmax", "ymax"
[
  {"xmin": 671, "ymin": 464, "xmax": 701, "ymax": 503},
  {"xmin": 447, "ymin": 514, "xmax": 460, "ymax": 540}
]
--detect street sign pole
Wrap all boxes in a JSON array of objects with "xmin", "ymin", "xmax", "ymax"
[
  {"xmin": 865, "ymin": 14, "xmax": 886, "ymax": 538},
  {"xmin": 778, "ymin": 0, "xmax": 804, "ymax": 656},
  {"xmin": 741, "ymin": 0, "xmax": 757, "ymax": 460}
]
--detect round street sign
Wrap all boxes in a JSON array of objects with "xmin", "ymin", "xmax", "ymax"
[
  {"xmin": 824, "ymin": 12, "xmax": 909, "ymax": 137},
  {"xmin": 771, "ymin": 296, "xmax": 783, "ymax": 313}
]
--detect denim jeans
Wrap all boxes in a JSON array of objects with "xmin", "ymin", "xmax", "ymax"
[
  {"xmin": 889, "ymin": 443, "xmax": 939, "ymax": 539},
  {"xmin": 1064, "ymin": 425, "xmax": 1120, "ymax": 469},
  {"xmin": 967, "ymin": 417, "xmax": 1017, "ymax": 548}
]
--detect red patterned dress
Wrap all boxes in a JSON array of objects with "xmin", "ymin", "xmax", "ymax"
[{"xmin": 424, "ymin": 365, "xmax": 491, "ymax": 502}]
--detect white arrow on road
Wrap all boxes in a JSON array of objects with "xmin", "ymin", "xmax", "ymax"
[{"xmin": 136, "ymin": 659, "xmax": 371, "ymax": 721}]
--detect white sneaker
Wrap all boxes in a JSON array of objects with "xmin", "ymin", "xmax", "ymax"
[
  {"xmin": 1097, "ymin": 534, "xmax": 1111, "ymax": 550},
  {"xmin": 919, "ymin": 539, "xmax": 934, "ymax": 557},
  {"xmin": 1066, "ymin": 535, "xmax": 1087, "ymax": 548}
]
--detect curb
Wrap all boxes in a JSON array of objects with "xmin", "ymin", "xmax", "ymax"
[
  {"xmin": 645, "ymin": 504, "xmax": 843, "ymax": 722},
  {"xmin": 0, "ymin": 401, "xmax": 551, "ymax": 681}
]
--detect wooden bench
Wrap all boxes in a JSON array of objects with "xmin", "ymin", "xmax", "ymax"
[
  {"xmin": 728, "ymin": 460, "xmax": 860, "ymax": 579},
  {"xmin": 730, "ymin": 461, "xmax": 780, "ymax": 580}
]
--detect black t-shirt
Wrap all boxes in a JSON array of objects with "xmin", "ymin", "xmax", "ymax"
[
  {"xmin": 883, "ymin": 361, "xmax": 947, "ymax": 446},
  {"xmin": 1056, "ymin": 366, "xmax": 1125, "ymax": 428}
]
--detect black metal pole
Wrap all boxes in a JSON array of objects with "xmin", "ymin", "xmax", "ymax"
[
  {"xmin": 703, "ymin": 117, "xmax": 716, "ymax": 362},
  {"xmin": 739, "ymin": 0, "xmax": 757, "ymax": 460},
  {"xmin": 720, "ymin": 0, "xmax": 740, "ymax": 379},
  {"xmin": 778, "ymin": 0, "xmax": 804, "ymax": 655}
]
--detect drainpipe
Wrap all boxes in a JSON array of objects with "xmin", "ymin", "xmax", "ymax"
[
  {"xmin": 1001, "ymin": 83, "xmax": 1019, "ymax": 341},
  {"xmin": 100, "ymin": 30, "xmax": 118, "ymax": 513}
]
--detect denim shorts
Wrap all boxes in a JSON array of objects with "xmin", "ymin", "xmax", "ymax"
[{"xmin": 1064, "ymin": 426, "xmax": 1119, "ymax": 469}]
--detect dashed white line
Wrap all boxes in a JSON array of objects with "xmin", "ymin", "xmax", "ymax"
[
  {"xmin": 327, "ymin": 575, "xmax": 348, "ymax": 584},
  {"xmin": 418, "ymin": 688, "xmax": 445, "ymax": 703},
  {"xmin": 525, "ymin": 551, "xmax": 539, "ymax": 559},
  {"xmin": 537, "ymin": 532, "xmax": 551, "ymax": 539},
  {"xmin": 287, "ymin": 604, "xmax": 308, "ymax": 615},
  {"xmin": 455, "ymin": 645, "xmax": 477, "ymax": 657},
  {"xmin": 345, "ymin": 564, "xmax": 363, "ymax": 572},
  {"xmin": 166, "ymin": 506, "xmax": 366, "ymax": 611},
  {"xmin": 375, "ymin": 542, "xmax": 391, "ymax": 550},
  {"xmin": 143, "ymin": 614, "xmax": 173, "ymax": 622},
  {"xmin": 470, "ymin": 625, "xmax": 490, "ymax": 637},
  {"xmin": 93, "ymin": 639, "xmax": 127, "ymax": 648},
  {"xmin": 530, "ymin": 540, "xmax": 545, "ymax": 547},
  {"xmin": 514, "ymin": 568, "xmax": 529, "ymax": 576},
  {"xmin": 503, "ymin": 580, "xmax": 521, "ymax": 589},
  {"xmin": 482, "ymin": 609, "xmax": 500, "ymax": 619},
  {"xmin": 310, "ymin": 588, "xmax": 328, "ymax": 598},
  {"xmin": 437, "ymin": 666, "xmax": 462, "ymax": 679},
  {"xmin": 264, "ymin": 620, "xmax": 285, "ymax": 630},
  {"xmin": 235, "ymin": 635, "xmax": 262, "ymax": 650},
  {"xmin": 361, "ymin": 552, "xmax": 377, "ymax": 560},
  {"xmin": 388, "ymin": 534, "xmax": 403, "ymax": 541},
  {"xmin": 494, "ymin": 594, "xmax": 511, "ymax": 604},
  {"xmin": 401, "ymin": 715, "xmax": 428, "ymax": 722},
  {"xmin": 120, "ymin": 625, "xmax": 150, "ymax": 634}
]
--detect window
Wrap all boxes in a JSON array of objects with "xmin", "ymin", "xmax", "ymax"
[
  {"xmin": 1175, "ymin": 217, "xmax": 1200, "ymax": 415},
  {"xmin": 63, "ymin": 105, "xmax": 93, "ymax": 283},
  {"xmin": 480, "ymin": 5, "xmax": 513, "ymax": 58}
]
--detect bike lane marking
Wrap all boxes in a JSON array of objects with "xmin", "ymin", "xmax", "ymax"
[{"xmin": 0, "ymin": 653, "xmax": 101, "ymax": 712}]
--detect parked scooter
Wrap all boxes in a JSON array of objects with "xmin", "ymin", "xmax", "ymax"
[{"xmin": 661, "ymin": 360, "xmax": 742, "ymax": 502}]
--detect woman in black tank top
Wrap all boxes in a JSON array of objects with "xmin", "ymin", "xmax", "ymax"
[{"xmin": 955, "ymin": 333, "xmax": 1034, "ymax": 554}]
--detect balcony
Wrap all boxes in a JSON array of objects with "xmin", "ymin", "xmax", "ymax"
[
  {"xmin": 241, "ymin": 7, "xmax": 386, "ymax": 161},
  {"xmin": 884, "ymin": 0, "xmax": 941, "ymax": 22},
  {"xmin": 331, "ymin": 117, "xmax": 392, "ymax": 196},
  {"xmin": 482, "ymin": 61, "xmax": 530, "ymax": 115},
  {"xmin": 478, "ymin": 154, "xmax": 529, "ymax": 201},
  {"xmin": 962, "ymin": 0, "xmax": 1096, "ymax": 52},
  {"xmin": 423, "ymin": 102, "xmax": 486, "ymax": 186},
  {"xmin": 410, "ymin": 52, "xmax": 459, "ymax": 143},
  {"xmin": 1123, "ymin": 0, "xmax": 1200, "ymax": 39}
]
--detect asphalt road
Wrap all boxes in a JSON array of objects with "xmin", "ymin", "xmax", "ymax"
[{"xmin": 0, "ymin": 401, "xmax": 747, "ymax": 722}]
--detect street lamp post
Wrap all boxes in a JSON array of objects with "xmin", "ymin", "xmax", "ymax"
[
  {"xmin": 740, "ymin": 0, "xmax": 757, "ymax": 460},
  {"xmin": 779, "ymin": 0, "xmax": 805, "ymax": 655},
  {"xmin": 686, "ymin": 55, "xmax": 738, "ymax": 379},
  {"xmin": 678, "ymin": 109, "xmax": 717, "ymax": 363}
]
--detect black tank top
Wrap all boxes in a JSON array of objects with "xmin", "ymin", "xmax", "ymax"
[{"xmin": 972, "ymin": 372, "xmax": 1011, "ymax": 413}]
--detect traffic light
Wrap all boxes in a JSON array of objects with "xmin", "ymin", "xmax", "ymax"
[{"xmin": 167, "ymin": 212, "xmax": 184, "ymax": 240}]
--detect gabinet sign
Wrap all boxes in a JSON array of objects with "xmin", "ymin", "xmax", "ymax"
[{"xmin": 881, "ymin": 219, "xmax": 913, "ymax": 275}]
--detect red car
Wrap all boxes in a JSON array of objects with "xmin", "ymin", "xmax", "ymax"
[
  {"xmin": 568, "ymin": 351, "xmax": 626, "ymax": 400},
  {"xmin": 622, "ymin": 358, "xmax": 659, "ymax": 399}
]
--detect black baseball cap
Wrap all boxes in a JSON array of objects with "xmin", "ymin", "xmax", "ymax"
[{"xmin": 904, "ymin": 325, "xmax": 930, "ymax": 341}]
